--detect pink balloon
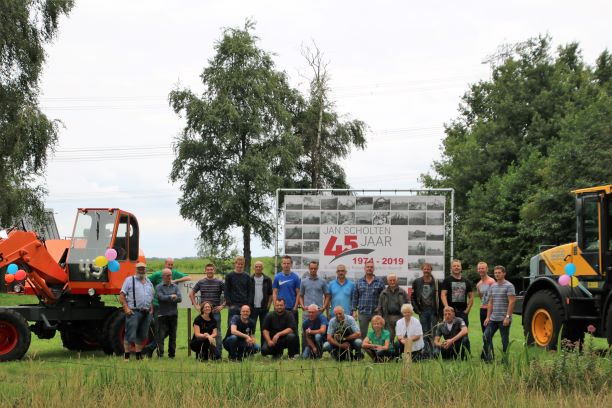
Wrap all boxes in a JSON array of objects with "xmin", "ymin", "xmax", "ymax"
[
  {"xmin": 105, "ymin": 248, "xmax": 118, "ymax": 261},
  {"xmin": 15, "ymin": 270, "xmax": 26, "ymax": 280},
  {"xmin": 558, "ymin": 274, "xmax": 570, "ymax": 286}
]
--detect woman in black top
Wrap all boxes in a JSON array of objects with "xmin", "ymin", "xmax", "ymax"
[{"xmin": 190, "ymin": 302, "xmax": 220, "ymax": 360}]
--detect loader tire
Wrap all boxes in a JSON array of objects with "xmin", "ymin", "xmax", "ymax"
[
  {"xmin": 606, "ymin": 302, "xmax": 612, "ymax": 347},
  {"xmin": 523, "ymin": 289, "xmax": 565, "ymax": 350},
  {"xmin": 0, "ymin": 309, "xmax": 31, "ymax": 361}
]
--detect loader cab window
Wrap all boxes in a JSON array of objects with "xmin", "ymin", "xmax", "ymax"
[
  {"xmin": 607, "ymin": 196, "xmax": 612, "ymax": 252},
  {"xmin": 582, "ymin": 198, "xmax": 599, "ymax": 252}
]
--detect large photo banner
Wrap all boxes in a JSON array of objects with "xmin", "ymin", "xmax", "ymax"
[{"xmin": 282, "ymin": 195, "xmax": 445, "ymax": 286}]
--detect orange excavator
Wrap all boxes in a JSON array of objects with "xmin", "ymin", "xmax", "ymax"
[{"xmin": 0, "ymin": 208, "xmax": 146, "ymax": 361}]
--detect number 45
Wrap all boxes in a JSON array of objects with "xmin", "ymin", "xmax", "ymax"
[{"xmin": 324, "ymin": 235, "xmax": 358, "ymax": 257}]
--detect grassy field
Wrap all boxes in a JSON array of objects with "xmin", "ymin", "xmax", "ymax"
[
  {"xmin": 145, "ymin": 256, "xmax": 277, "ymax": 276},
  {"xmin": 0, "ymin": 290, "xmax": 610, "ymax": 407}
]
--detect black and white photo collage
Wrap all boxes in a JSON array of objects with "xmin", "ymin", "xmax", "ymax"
[{"xmin": 283, "ymin": 195, "xmax": 446, "ymax": 280}]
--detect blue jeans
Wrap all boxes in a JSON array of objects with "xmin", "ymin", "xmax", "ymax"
[
  {"xmin": 454, "ymin": 309, "xmax": 471, "ymax": 354},
  {"xmin": 323, "ymin": 338, "xmax": 363, "ymax": 361},
  {"xmin": 479, "ymin": 308, "xmax": 488, "ymax": 333},
  {"xmin": 213, "ymin": 312, "xmax": 222, "ymax": 356},
  {"xmin": 483, "ymin": 320, "xmax": 510, "ymax": 361},
  {"xmin": 419, "ymin": 309, "xmax": 436, "ymax": 338},
  {"xmin": 252, "ymin": 307, "xmax": 269, "ymax": 344},
  {"xmin": 227, "ymin": 306, "xmax": 240, "ymax": 327},
  {"xmin": 223, "ymin": 335, "xmax": 260, "ymax": 359},
  {"xmin": 302, "ymin": 333, "xmax": 324, "ymax": 358},
  {"xmin": 357, "ymin": 313, "xmax": 373, "ymax": 340}
]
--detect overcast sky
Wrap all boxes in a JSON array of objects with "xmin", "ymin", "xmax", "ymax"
[{"xmin": 38, "ymin": 0, "xmax": 611, "ymax": 259}]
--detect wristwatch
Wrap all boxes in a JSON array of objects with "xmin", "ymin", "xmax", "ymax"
[{"xmin": 505, "ymin": 315, "xmax": 510, "ymax": 319}]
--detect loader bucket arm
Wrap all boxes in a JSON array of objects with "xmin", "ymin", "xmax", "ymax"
[{"xmin": 0, "ymin": 230, "xmax": 67, "ymax": 303}]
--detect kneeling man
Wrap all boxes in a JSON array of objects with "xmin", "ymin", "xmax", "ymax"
[
  {"xmin": 433, "ymin": 306, "xmax": 469, "ymax": 360},
  {"xmin": 323, "ymin": 306, "xmax": 362, "ymax": 361},
  {"xmin": 261, "ymin": 299, "xmax": 300, "ymax": 358},
  {"xmin": 223, "ymin": 305, "xmax": 260, "ymax": 360}
]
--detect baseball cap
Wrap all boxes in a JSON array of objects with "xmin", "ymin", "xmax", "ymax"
[{"xmin": 136, "ymin": 262, "xmax": 147, "ymax": 269}]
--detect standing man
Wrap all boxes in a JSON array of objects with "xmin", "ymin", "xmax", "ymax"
[
  {"xmin": 299, "ymin": 261, "xmax": 329, "ymax": 311},
  {"xmin": 411, "ymin": 262, "xmax": 440, "ymax": 341},
  {"xmin": 327, "ymin": 264, "xmax": 355, "ymax": 318},
  {"xmin": 119, "ymin": 261, "xmax": 154, "ymax": 360},
  {"xmin": 223, "ymin": 305, "xmax": 260, "ymax": 361},
  {"xmin": 145, "ymin": 257, "xmax": 190, "ymax": 357},
  {"xmin": 323, "ymin": 306, "xmax": 363, "ymax": 361},
  {"xmin": 272, "ymin": 255, "xmax": 301, "ymax": 323},
  {"xmin": 476, "ymin": 262, "xmax": 496, "ymax": 333},
  {"xmin": 249, "ymin": 260, "xmax": 273, "ymax": 344},
  {"xmin": 225, "ymin": 256, "xmax": 252, "ymax": 327},
  {"xmin": 483, "ymin": 265, "xmax": 516, "ymax": 362},
  {"xmin": 261, "ymin": 298, "xmax": 300, "ymax": 358},
  {"xmin": 352, "ymin": 261, "xmax": 385, "ymax": 339},
  {"xmin": 302, "ymin": 304, "xmax": 328, "ymax": 359},
  {"xmin": 155, "ymin": 268, "xmax": 182, "ymax": 358},
  {"xmin": 441, "ymin": 259, "xmax": 474, "ymax": 353},
  {"xmin": 377, "ymin": 273, "xmax": 409, "ymax": 342},
  {"xmin": 190, "ymin": 263, "xmax": 225, "ymax": 357}
]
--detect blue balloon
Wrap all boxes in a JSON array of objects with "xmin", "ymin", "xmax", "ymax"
[
  {"xmin": 108, "ymin": 260, "xmax": 120, "ymax": 272},
  {"xmin": 565, "ymin": 263, "xmax": 576, "ymax": 276},
  {"xmin": 7, "ymin": 263, "xmax": 18, "ymax": 275}
]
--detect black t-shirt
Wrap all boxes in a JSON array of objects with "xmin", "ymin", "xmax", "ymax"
[
  {"xmin": 262, "ymin": 310, "xmax": 297, "ymax": 337},
  {"xmin": 193, "ymin": 315, "xmax": 217, "ymax": 335},
  {"xmin": 225, "ymin": 315, "xmax": 257, "ymax": 338},
  {"xmin": 441, "ymin": 275, "xmax": 473, "ymax": 312}
]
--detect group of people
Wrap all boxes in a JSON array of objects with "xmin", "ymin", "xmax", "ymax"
[{"xmin": 118, "ymin": 256, "xmax": 516, "ymax": 364}]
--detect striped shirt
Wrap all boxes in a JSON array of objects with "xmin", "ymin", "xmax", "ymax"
[
  {"xmin": 489, "ymin": 281, "xmax": 515, "ymax": 321},
  {"xmin": 191, "ymin": 278, "xmax": 225, "ymax": 306}
]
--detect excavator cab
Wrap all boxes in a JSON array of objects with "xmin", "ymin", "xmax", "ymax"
[{"xmin": 66, "ymin": 208, "xmax": 140, "ymax": 285}]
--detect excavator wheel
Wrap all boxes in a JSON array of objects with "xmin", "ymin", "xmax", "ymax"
[
  {"xmin": 60, "ymin": 326, "xmax": 100, "ymax": 351},
  {"xmin": 0, "ymin": 309, "xmax": 31, "ymax": 361},
  {"xmin": 101, "ymin": 308, "xmax": 123, "ymax": 355},
  {"xmin": 523, "ymin": 289, "xmax": 565, "ymax": 350}
]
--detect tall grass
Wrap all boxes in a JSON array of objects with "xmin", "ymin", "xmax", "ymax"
[{"xmin": 0, "ymin": 348, "xmax": 609, "ymax": 407}]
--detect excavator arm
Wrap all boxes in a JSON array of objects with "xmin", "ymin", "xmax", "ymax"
[{"xmin": 0, "ymin": 230, "xmax": 68, "ymax": 304}]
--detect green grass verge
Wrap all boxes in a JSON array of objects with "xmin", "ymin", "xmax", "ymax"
[{"xmin": 1, "ymin": 292, "xmax": 609, "ymax": 406}]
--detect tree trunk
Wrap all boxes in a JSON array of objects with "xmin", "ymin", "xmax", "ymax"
[
  {"xmin": 243, "ymin": 223, "xmax": 252, "ymax": 274},
  {"xmin": 312, "ymin": 97, "xmax": 324, "ymax": 189}
]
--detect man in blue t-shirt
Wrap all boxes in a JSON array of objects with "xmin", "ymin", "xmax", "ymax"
[
  {"xmin": 272, "ymin": 255, "xmax": 301, "ymax": 323},
  {"xmin": 327, "ymin": 264, "xmax": 355, "ymax": 318},
  {"xmin": 302, "ymin": 304, "xmax": 329, "ymax": 358}
]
